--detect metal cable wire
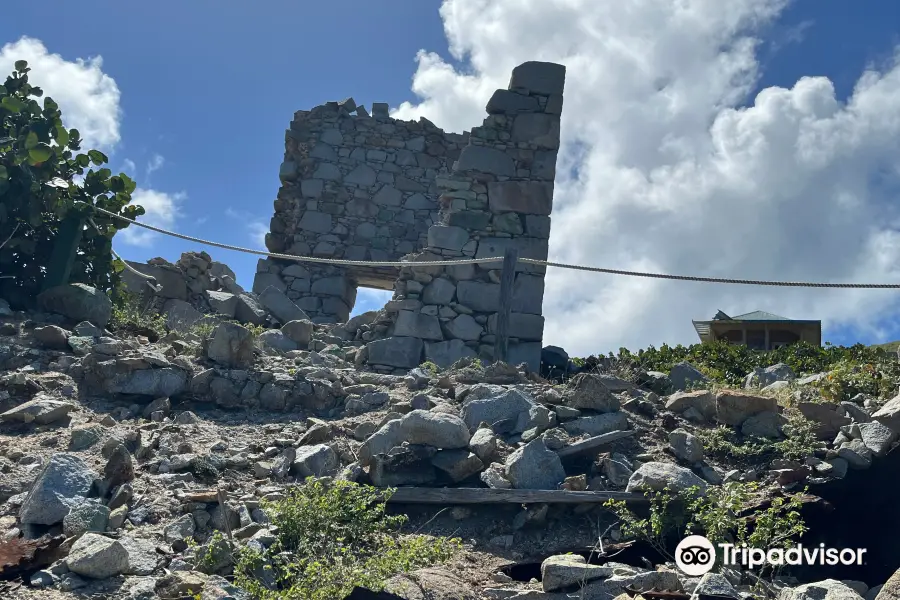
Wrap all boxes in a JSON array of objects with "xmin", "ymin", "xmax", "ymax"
[{"xmin": 80, "ymin": 202, "xmax": 900, "ymax": 289}]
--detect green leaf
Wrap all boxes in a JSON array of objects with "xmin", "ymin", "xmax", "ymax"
[
  {"xmin": 1, "ymin": 96, "xmax": 25, "ymax": 113},
  {"xmin": 14, "ymin": 60, "xmax": 27, "ymax": 71},
  {"xmin": 87, "ymin": 149, "xmax": 108, "ymax": 166},
  {"xmin": 109, "ymin": 176, "xmax": 125, "ymax": 193},
  {"xmin": 25, "ymin": 131, "xmax": 38, "ymax": 149},
  {"xmin": 0, "ymin": 166, "xmax": 7, "ymax": 181},
  {"xmin": 119, "ymin": 173, "xmax": 137, "ymax": 194},
  {"xmin": 76, "ymin": 154, "xmax": 90, "ymax": 168},
  {"xmin": 55, "ymin": 126, "xmax": 69, "ymax": 148},
  {"xmin": 31, "ymin": 87, "xmax": 43, "ymax": 97},
  {"xmin": 44, "ymin": 97, "xmax": 59, "ymax": 112},
  {"xmin": 28, "ymin": 143, "xmax": 53, "ymax": 164},
  {"xmin": 97, "ymin": 168, "xmax": 112, "ymax": 180}
]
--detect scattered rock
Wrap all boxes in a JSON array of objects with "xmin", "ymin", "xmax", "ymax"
[
  {"xmin": 625, "ymin": 461, "xmax": 708, "ymax": 494},
  {"xmin": 20, "ymin": 454, "xmax": 97, "ymax": 525},
  {"xmin": 505, "ymin": 439, "xmax": 565, "ymax": 490}
]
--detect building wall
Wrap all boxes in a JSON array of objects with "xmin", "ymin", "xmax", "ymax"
[{"xmin": 255, "ymin": 61, "xmax": 566, "ymax": 372}]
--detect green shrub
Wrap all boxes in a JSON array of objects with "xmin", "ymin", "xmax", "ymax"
[
  {"xmin": 234, "ymin": 479, "xmax": 459, "ymax": 600},
  {"xmin": 605, "ymin": 482, "xmax": 807, "ymax": 575},
  {"xmin": 109, "ymin": 292, "xmax": 167, "ymax": 337},
  {"xmin": 0, "ymin": 60, "xmax": 144, "ymax": 307},
  {"xmin": 696, "ymin": 414, "xmax": 821, "ymax": 464},
  {"xmin": 576, "ymin": 340, "xmax": 900, "ymax": 400}
]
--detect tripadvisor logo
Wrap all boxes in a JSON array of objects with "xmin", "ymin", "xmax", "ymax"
[{"xmin": 675, "ymin": 536, "xmax": 867, "ymax": 576}]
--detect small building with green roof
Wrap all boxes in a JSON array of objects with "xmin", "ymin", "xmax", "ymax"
[{"xmin": 692, "ymin": 310, "xmax": 821, "ymax": 350}]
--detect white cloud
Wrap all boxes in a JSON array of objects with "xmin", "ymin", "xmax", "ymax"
[
  {"xmin": 225, "ymin": 208, "xmax": 269, "ymax": 248},
  {"xmin": 0, "ymin": 36, "xmax": 121, "ymax": 150},
  {"xmin": 121, "ymin": 158, "xmax": 137, "ymax": 174},
  {"xmin": 146, "ymin": 154, "xmax": 165, "ymax": 177},
  {"xmin": 394, "ymin": 0, "xmax": 900, "ymax": 355},
  {"xmin": 119, "ymin": 189, "xmax": 185, "ymax": 247}
]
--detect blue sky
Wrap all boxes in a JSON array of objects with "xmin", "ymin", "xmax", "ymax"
[{"xmin": 3, "ymin": 1, "xmax": 900, "ymax": 354}]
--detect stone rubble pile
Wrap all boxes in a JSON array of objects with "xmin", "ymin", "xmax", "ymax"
[{"xmin": 2, "ymin": 289, "xmax": 900, "ymax": 598}]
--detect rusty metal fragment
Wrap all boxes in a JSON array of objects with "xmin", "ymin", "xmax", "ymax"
[{"xmin": 0, "ymin": 534, "xmax": 66, "ymax": 580}]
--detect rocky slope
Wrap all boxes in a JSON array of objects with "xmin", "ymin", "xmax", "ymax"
[{"xmin": 2, "ymin": 284, "xmax": 900, "ymax": 600}]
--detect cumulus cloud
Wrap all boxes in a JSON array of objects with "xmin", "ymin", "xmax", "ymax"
[
  {"xmin": 225, "ymin": 208, "xmax": 270, "ymax": 248},
  {"xmin": 0, "ymin": 36, "xmax": 121, "ymax": 150},
  {"xmin": 392, "ymin": 0, "xmax": 900, "ymax": 355},
  {"xmin": 119, "ymin": 189, "xmax": 185, "ymax": 247}
]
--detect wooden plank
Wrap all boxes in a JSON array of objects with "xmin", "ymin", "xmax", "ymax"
[
  {"xmin": 385, "ymin": 487, "xmax": 647, "ymax": 505},
  {"xmin": 494, "ymin": 247, "xmax": 519, "ymax": 364},
  {"xmin": 556, "ymin": 430, "xmax": 636, "ymax": 459}
]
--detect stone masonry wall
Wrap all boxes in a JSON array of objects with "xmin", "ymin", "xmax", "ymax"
[
  {"xmin": 255, "ymin": 100, "xmax": 469, "ymax": 322},
  {"xmin": 255, "ymin": 61, "xmax": 566, "ymax": 372},
  {"xmin": 361, "ymin": 62, "xmax": 565, "ymax": 373}
]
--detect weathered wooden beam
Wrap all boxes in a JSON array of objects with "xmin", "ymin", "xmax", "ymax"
[
  {"xmin": 385, "ymin": 487, "xmax": 647, "ymax": 505},
  {"xmin": 556, "ymin": 430, "xmax": 636, "ymax": 459},
  {"xmin": 494, "ymin": 247, "xmax": 519, "ymax": 364}
]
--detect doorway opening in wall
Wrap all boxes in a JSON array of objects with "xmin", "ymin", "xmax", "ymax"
[{"xmin": 350, "ymin": 286, "xmax": 394, "ymax": 319}]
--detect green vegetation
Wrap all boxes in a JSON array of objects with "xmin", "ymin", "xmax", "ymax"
[
  {"xmin": 233, "ymin": 478, "xmax": 459, "ymax": 600},
  {"xmin": 0, "ymin": 61, "xmax": 144, "ymax": 306},
  {"xmin": 697, "ymin": 413, "xmax": 820, "ymax": 464},
  {"xmin": 605, "ymin": 482, "xmax": 807, "ymax": 576},
  {"xmin": 109, "ymin": 292, "xmax": 168, "ymax": 338},
  {"xmin": 577, "ymin": 340, "xmax": 900, "ymax": 401}
]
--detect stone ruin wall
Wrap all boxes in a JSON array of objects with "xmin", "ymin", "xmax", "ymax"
[{"xmin": 255, "ymin": 61, "xmax": 566, "ymax": 372}]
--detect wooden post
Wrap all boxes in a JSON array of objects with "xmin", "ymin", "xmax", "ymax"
[
  {"xmin": 41, "ymin": 214, "xmax": 85, "ymax": 292},
  {"xmin": 495, "ymin": 247, "xmax": 519, "ymax": 364}
]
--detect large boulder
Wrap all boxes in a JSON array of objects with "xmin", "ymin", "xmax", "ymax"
[
  {"xmin": 798, "ymin": 401, "xmax": 851, "ymax": 439},
  {"xmin": 504, "ymin": 439, "xmax": 566, "ymax": 490},
  {"xmin": 715, "ymin": 390, "xmax": 778, "ymax": 426},
  {"xmin": 778, "ymin": 580, "xmax": 864, "ymax": 600},
  {"xmin": 561, "ymin": 412, "xmax": 629, "ymax": 436},
  {"xmin": 206, "ymin": 322, "xmax": 255, "ymax": 368},
  {"xmin": 540, "ymin": 555, "xmax": 616, "ymax": 592},
  {"xmin": 360, "ymin": 410, "xmax": 470, "ymax": 465},
  {"xmin": 460, "ymin": 386, "xmax": 552, "ymax": 434},
  {"xmin": 259, "ymin": 286, "xmax": 308, "ymax": 324},
  {"xmin": 665, "ymin": 390, "xmax": 716, "ymax": 420},
  {"xmin": 873, "ymin": 394, "xmax": 900, "ymax": 433},
  {"xmin": 66, "ymin": 533, "xmax": 129, "ymax": 579},
  {"xmin": 37, "ymin": 283, "xmax": 112, "ymax": 328},
  {"xmin": 565, "ymin": 373, "xmax": 620, "ymax": 412},
  {"xmin": 876, "ymin": 567, "xmax": 900, "ymax": 599},
  {"xmin": 0, "ymin": 394, "xmax": 74, "ymax": 424},
  {"xmin": 20, "ymin": 454, "xmax": 97, "ymax": 525},
  {"xmin": 625, "ymin": 461, "xmax": 708, "ymax": 494},
  {"xmin": 668, "ymin": 361, "xmax": 708, "ymax": 391},
  {"xmin": 745, "ymin": 363, "xmax": 796, "ymax": 388},
  {"xmin": 366, "ymin": 337, "xmax": 424, "ymax": 369}
]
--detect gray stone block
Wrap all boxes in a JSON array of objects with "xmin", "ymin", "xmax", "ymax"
[
  {"xmin": 525, "ymin": 215, "xmax": 551, "ymax": 238},
  {"xmin": 313, "ymin": 162, "xmax": 341, "ymax": 180},
  {"xmin": 301, "ymin": 179, "xmax": 324, "ymax": 198},
  {"xmin": 427, "ymin": 225, "xmax": 470, "ymax": 251},
  {"xmin": 279, "ymin": 161, "xmax": 298, "ymax": 181},
  {"xmin": 512, "ymin": 274, "xmax": 545, "ymax": 315},
  {"xmin": 488, "ymin": 181, "xmax": 554, "ymax": 215},
  {"xmin": 488, "ymin": 313, "xmax": 544, "ymax": 341},
  {"xmin": 425, "ymin": 339, "xmax": 478, "ymax": 369},
  {"xmin": 345, "ymin": 164, "xmax": 377, "ymax": 186},
  {"xmin": 485, "ymin": 89, "xmax": 540, "ymax": 114},
  {"xmin": 455, "ymin": 145, "xmax": 515, "ymax": 177},
  {"xmin": 511, "ymin": 113, "xmax": 560, "ymax": 149},
  {"xmin": 234, "ymin": 294, "xmax": 267, "ymax": 325},
  {"xmin": 367, "ymin": 337, "xmax": 424, "ymax": 369},
  {"xmin": 259, "ymin": 286, "xmax": 309, "ymax": 324},
  {"xmin": 394, "ymin": 310, "xmax": 443, "ymax": 341},
  {"xmin": 206, "ymin": 290, "xmax": 238, "ymax": 318},
  {"xmin": 456, "ymin": 281, "xmax": 500, "ymax": 313},
  {"xmin": 404, "ymin": 193, "xmax": 435, "ymax": 209},
  {"xmin": 508, "ymin": 61, "xmax": 566, "ymax": 95},
  {"xmin": 311, "ymin": 276, "xmax": 352, "ymax": 298},
  {"xmin": 122, "ymin": 262, "xmax": 187, "ymax": 300},
  {"xmin": 422, "ymin": 278, "xmax": 456, "ymax": 305},
  {"xmin": 320, "ymin": 128, "xmax": 343, "ymax": 145},
  {"xmin": 475, "ymin": 237, "xmax": 548, "ymax": 269},
  {"xmin": 298, "ymin": 211, "xmax": 333, "ymax": 234},
  {"xmin": 373, "ymin": 185, "xmax": 403, "ymax": 206},
  {"xmin": 444, "ymin": 314, "xmax": 483, "ymax": 341},
  {"xmin": 252, "ymin": 272, "xmax": 287, "ymax": 295}
]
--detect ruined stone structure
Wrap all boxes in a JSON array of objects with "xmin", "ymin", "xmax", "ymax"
[{"xmin": 256, "ymin": 61, "xmax": 566, "ymax": 371}]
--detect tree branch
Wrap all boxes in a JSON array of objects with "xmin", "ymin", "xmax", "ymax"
[{"xmin": 0, "ymin": 223, "xmax": 20, "ymax": 250}]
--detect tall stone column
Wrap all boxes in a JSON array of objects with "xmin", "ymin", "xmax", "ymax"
[{"xmin": 364, "ymin": 61, "xmax": 565, "ymax": 372}]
